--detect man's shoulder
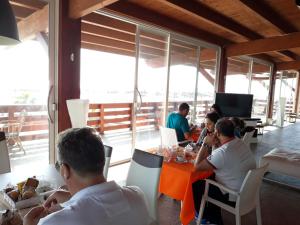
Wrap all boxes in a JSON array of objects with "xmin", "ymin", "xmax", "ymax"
[
  {"xmin": 38, "ymin": 208, "xmax": 72, "ymax": 225},
  {"xmin": 121, "ymin": 185, "xmax": 146, "ymax": 201}
]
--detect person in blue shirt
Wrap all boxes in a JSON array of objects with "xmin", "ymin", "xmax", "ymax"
[{"xmin": 167, "ymin": 103, "xmax": 192, "ymax": 142}]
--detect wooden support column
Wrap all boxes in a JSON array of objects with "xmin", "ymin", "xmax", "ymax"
[
  {"xmin": 294, "ymin": 71, "xmax": 300, "ymax": 115},
  {"xmin": 217, "ymin": 47, "xmax": 227, "ymax": 93},
  {"xmin": 267, "ymin": 65, "xmax": 277, "ymax": 120},
  {"xmin": 58, "ymin": 0, "xmax": 81, "ymax": 132}
]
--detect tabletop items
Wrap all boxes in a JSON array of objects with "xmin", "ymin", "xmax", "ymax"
[{"xmin": 156, "ymin": 144, "xmax": 199, "ymax": 163}]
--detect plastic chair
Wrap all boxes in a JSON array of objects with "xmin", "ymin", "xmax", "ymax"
[
  {"xmin": 160, "ymin": 126, "xmax": 178, "ymax": 147},
  {"xmin": 0, "ymin": 131, "xmax": 11, "ymax": 174},
  {"xmin": 6, "ymin": 109, "xmax": 26, "ymax": 154},
  {"xmin": 160, "ymin": 126, "xmax": 190, "ymax": 147},
  {"xmin": 126, "ymin": 149, "xmax": 163, "ymax": 224},
  {"xmin": 196, "ymin": 164, "xmax": 268, "ymax": 225},
  {"xmin": 103, "ymin": 145, "xmax": 113, "ymax": 179},
  {"xmin": 242, "ymin": 130, "xmax": 255, "ymax": 149}
]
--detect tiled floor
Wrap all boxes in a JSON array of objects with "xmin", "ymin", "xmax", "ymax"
[{"xmin": 158, "ymin": 121, "xmax": 300, "ymax": 225}]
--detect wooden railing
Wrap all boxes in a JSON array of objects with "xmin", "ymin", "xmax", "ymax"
[
  {"xmin": 0, "ymin": 105, "xmax": 48, "ymax": 142},
  {"xmin": 0, "ymin": 99, "xmax": 293, "ymax": 142},
  {"xmin": 87, "ymin": 100, "xmax": 212, "ymax": 133}
]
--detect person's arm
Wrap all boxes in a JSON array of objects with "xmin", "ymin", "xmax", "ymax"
[
  {"xmin": 23, "ymin": 206, "xmax": 48, "ymax": 225},
  {"xmin": 194, "ymin": 136, "xmax": 215, "ymax": 171},
  {"xmin": 182, "ymin": 119, "xmax": 193, "ymax": 141},
  {"xmin": 183, "ymin": 132, "xmax": 193, "ymax": 141}
]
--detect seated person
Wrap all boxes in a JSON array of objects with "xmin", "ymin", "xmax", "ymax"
[
  {"xmin": 197, "ymin": 111, "xmax": 220, "ymax": 147},
  {"xmin": 230, "ymin": 117, "xmax": 245, "ymax": 138},
  {"xmin": 24, "ymin": 127, "xmax": 151, "ymax": 225},
  {"xmin": 193, "ymin": 119, "xmax": 256, "ymax": 225},
  {"xmin": 210, "ymin": 103, "xmax": 223, "ymax": 118},
  {"xmin": 167, "ymin": 103, "xmax": 193, "ymax": 142}
]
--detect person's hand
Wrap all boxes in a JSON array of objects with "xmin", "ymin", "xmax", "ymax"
[
  {"xmin": 203, "ymin": 135, "xmax": 214, "ymax": 146},
  {"xmin": 44, "ymin": 189, "xmax": 71, "ymax": 209},
  {"xmin": 23, "ymin": 206, "xmax": 48, "ymax": 225}
]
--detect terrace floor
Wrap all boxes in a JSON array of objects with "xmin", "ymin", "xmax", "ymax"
[{"xmin": 8, "ymin": 121, "xmax": 300, "ymax": 225}]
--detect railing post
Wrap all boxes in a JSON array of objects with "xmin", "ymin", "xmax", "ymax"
[
  {"xmin": 129, "ymin": 103, "xmax": 133, "ymax": 131},
  {"xmin": 100, "ymin": 104, "xmax": 105, "ymax": 134},
  {"xmin": 204, "ymin": 101, "xmax": 209, "ymax": 115},
  {"xmin": 8, "ymin": 107, "xmax": 14, "ymax": 120}
]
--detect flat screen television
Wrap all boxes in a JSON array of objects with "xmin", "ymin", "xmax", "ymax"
[{"xmin": 215, "ymin": 93, "xmax": 253, "ymax": 118}]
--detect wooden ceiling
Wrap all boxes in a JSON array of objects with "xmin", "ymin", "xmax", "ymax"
[{"xmin": 8, "ymin": 0, "xmax": 300, "ymax": 72}]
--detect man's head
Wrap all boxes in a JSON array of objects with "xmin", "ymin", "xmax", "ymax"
[
  {"xmin": 214, "ymin": 118, "xmax": 235, "ymax": 140},
  {"xmin": 57, "ymin": 127, "xmax": 105, "ymax": 192},
  {"xmin": 178, "ymin": 103, "xmax": 190, "ymax": 117}
]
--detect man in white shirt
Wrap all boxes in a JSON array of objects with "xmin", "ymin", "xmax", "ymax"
[
  {"xmin": 193, "ymin": 118, "xmax": 256, "ymax": 225},
  {"xmin": 24, "ymin": 127, "xmax": 151, "ymax": 225}
]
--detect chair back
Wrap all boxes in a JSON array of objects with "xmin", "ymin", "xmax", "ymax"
[
  {"xmin": 242, "ymin": 130, "xmax": 255, "ymax": 147},
  {"xmin": 103, "ymin": 145, "xmax": 113, "ymax": 179},
  {"xmin": 0, "ymin": 132, "xmax": 11, "ymax": 174},
  {"xmin": 160, "ymin": 126, "xmax": 178, "ymax": 147},
  {"xmin": 237, "ymin": 164, "xmax": 268, "ymax": 215},
  {"xmin": 126, "ymin": 149, "xmax": 163, "ymax": 222},
  {"xmin": 14, "ymin": 110, "xmax": 26, "ymax": 134}
]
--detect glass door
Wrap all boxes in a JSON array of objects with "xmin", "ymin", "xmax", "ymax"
[
  {"xmin": 168, "ymin": 39, "xmax": 198, "ymax": 125},
  {"xmin": 133, "ymin": 27, "xmax": 169, "ymax": 150},
  {"xmin": 250, "ymin": 62, "xmax": 271, "ymax": 122},
  {"xmin": 0, "ymin": 0, "xmax": 56, "ymax": 171}
]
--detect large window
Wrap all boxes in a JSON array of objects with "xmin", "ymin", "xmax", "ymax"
[
  {"xmin": 225, "ymin": 57, "xmax": 272, "ymax": 121},
  {"xmin": 196, "ymin": 47, "xmax": 217, "ymax": 122},
  {"xmin": 225, "ymin": 57, "xmax": 250, "ymax": 94},
  {"xmin": 0, "ymin": 1, "xmax": 53, "ymax": 171},
  {"xmin": 80, "ymin": 12, "xmax": 220, "ymax": 164},
  {"xmin": 250, "ymin": 62, "xmax": 271, "ymax": 122},
  {"xmin": 273, "ymin": 71, "xmax": 298, "ymax": 120}
]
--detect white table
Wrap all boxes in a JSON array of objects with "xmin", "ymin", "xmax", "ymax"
[{"xmin": 0, "ymin": 164, "xmax": 65, "ymax": 212}]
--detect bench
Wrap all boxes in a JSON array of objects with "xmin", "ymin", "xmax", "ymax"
[{"xmin": 260, "ymin": 148, "xmax": 300, "ymax": 179}]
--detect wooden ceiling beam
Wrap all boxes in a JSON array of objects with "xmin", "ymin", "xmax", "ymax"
[
  {"xmin": 239, "ymin": 0, "xmax": 299, "ymax": 60},
  {"xmin": 69, "ymin": 0, "xmax": 119, "ymax": 19},
  {"xmin": 11, "ymin": 4, "xmax": 35, "ymax": 18},
  {"xmin": 82, "ymin": 12, "xmax": 136, "ymax": 34},
  {"xmin": 199, "ymin": 66, "xmax": 214, "ymax": 86},
  {"xmin": 10, "ymin": 0, "xmax": 46, "ymax": 10},
  {"xmin": 106, "ymin": 1, "xmax": 230, "ymax": 46},
  {"xmin": 240, "ymin": 0, "xmax": 298, "ymax": 34},
  {"xmin": 17, "ymin": 5, "xmax": 48, "ymax": 40},
  {"xmin": 226, "ymin": 32, "xmax": 300, "ymax": 57},
  {"xmin": 277, "ymin": 60, "xmax": 300, "ymax": 71},
  {"xmin": 163, "ymin": 0, "xmax": 261, "ymax": 40}
]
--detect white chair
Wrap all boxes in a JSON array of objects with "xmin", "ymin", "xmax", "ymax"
[
  {"xmin": 126, "ymin": 149, "xmax": 163, "ymax": 224},
  {"xmin": 242, "ymin": 130, "xmax": 255, "ymax": 148},
  {"xmin": 103, "ymin": 145, "xmax": 113, "ymax": 179},
  {"xmin": 160, "ymin": 126, "xmax": 190, "ymax": 147},
  {"xmin": 6, "ymin": 109, "xmax": 26, "ymax": 154},
  {"xmin": 196, "ymin": 164, "xmax": 268, "ymax": 225},
  {"xmin": 0, "ymin": 131, "xmax": 11, "ymax": 174}
]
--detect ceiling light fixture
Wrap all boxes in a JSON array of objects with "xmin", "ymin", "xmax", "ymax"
[{"xmin": 0, "ymin": 0, "xmax": 20, "ymax": 45}]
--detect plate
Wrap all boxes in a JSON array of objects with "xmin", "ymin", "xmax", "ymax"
[{"xmin": 175, "ymin": 158, "xmax": 187, "ymax": 163}]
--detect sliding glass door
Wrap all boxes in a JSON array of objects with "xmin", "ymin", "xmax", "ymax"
[
  {"xmin": 133, "ymin": 27, "xmax": 169, "ymax": 150},
  {"xmin": 0, "ymin": 0, "xmax": 57, "ymax": 171},
  {"xmin": 168, "ymin": 39, "xmax": 198, "ymax": 124}
]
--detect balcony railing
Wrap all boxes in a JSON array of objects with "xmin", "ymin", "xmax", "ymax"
[{"xmin": 0, "ymin": 99, "xmax": 294, "ymax": 143}]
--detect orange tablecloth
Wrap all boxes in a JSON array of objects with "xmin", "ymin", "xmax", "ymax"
[
  {"xmin": 159, "ymin": 161, "xmax": 213, "ymax": 225},
  {"xmin": 191, "ymin": 128, "xmax": 201, "ymax": 142}
]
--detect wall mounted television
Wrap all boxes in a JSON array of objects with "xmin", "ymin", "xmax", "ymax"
[{"xmin": 215, "ymin": 93, "xmax": 253, "ymax": 118}]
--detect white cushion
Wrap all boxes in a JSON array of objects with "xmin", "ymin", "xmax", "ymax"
[{"xmin": 260, "ymin": 148, "xmax": 300, "ymax": 179}]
